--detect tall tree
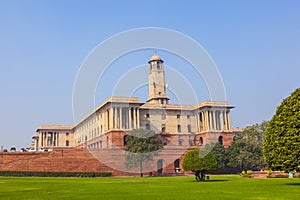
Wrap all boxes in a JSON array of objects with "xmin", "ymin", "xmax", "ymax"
[
  {"xmin": 205, "ymin": 142, "xmax": 227, "ymax": 168},
  {"xmin": 124, "ymin": 129, "xmax": 163, "ymax": 177},
  {"xmin": 226, "ymin": 121, "xmax": 268, "ymax": 170},
  {"xmin": 182, "ymin": 149, "xmax": 218, "ymax": 181},
  {"xmin": 263, "ymin": 88, "xmax": 300, "ymax": 172}
]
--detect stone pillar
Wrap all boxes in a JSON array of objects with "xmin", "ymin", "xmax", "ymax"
[
  {"xmin": 220, "ymin": 111, "xmax": 224, "ymax": 130},
  {"xmin": 133, "ymin": 107, "xmax": 136, "ymax": 129},
  {"xmin": 213, "ymin": 111, "xmax": 216, "ymax": 131},
  {"xmin": 227, "ymin": 111, "xmax": 231, "ymax": 130},
  {"xmin": 195, "ymin": 113, "xmax": 199, "ymax": 132},
  {"xmin": 104, "ymin": 110, "xmax": 107, "ymax": 131},
  {"xmin": 38, "ymin": 132, "xmax": 42, "ymax": 149},
  {"xmin": 57, "ymin": 132, "xmax": 59, "ymax": 147},
  {"xmin": 208, "ymin": 111, "xmax": 213, "ymax": 130},
  {"xmin": 113, "ymin": 107, "xmax": 117, "ymax": 129},
  {"xmin": 120, "ymin": 107, "xmax": 123, "ymax": 129},
  {"xmin": 52, "ymin": 132, "xmax": 54, "ymax": 147},
  {"xmin": 109, "ymin": 107, "xmax": 113, "ymax": 130},
  {"xmin": 224, "ymin": 110, "xmax": 228, "ymax": 130},
  {"xmin": 137, "ymin": 108, "xmax": 140, "ymax": 129},
  {"xmin": 205, "ymin": 111, "xmax": 209, "ymax": 131},
  {"xmin": 129, "ymin": 108, "xmax": 132, "ymax": 129}
]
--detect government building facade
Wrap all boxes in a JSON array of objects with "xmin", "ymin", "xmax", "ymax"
[{"xmin": 29, "ymin": 53, "xmax": 235, "ymax": 175}]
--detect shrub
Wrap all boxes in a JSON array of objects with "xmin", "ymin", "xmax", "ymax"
[
  {"xmin": 246, "ymin": 170, "xmax": 252, "ymax": 176},
  {"xmin": 241, "ymin": 170, "xmax": 251, "ymax": 178},
  {"xmin": 267, "ymin": 170, "xmax": 272, "ymax": 176}
]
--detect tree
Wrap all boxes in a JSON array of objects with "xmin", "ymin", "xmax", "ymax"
[
  {"xmin": 226, "ymin": 121, "xmax": 268, "ymax": 170},
  {"xmin": 205, "ymin": 142, "xmax": 226, "ymax": 168},
  {"xmin": 182, "ymin": 149, "xmax": 217, "ymax": 181},
  {"xmin": 124, "ymin": 129, "xmax": 163, "ymax": 177},
  {"xmin": 263, "ymin": 88, "xmax": 300, "ymax": 172}
]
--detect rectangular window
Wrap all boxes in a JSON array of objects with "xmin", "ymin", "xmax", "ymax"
[
  {"xmin": 177, "ymin": 125, "xmax": 181, "ymax": 133},
  {"xmin": 187, "ymin": 115, "xmax": 190, "ymax": 119},
  {"xmin": 66, "ymin": 132, "xmax": 69, "ymax": 136},
  {"xmin": 146, "ymin": 113, "xmax": 150, "ymax": 118},
  {"xmin": 187, "ymin": 125, "xmax": 191, "ymax": 132},
  {"xmin": 177, "ymin": 114, "xmax": 180, "ymax": 119},
  {"xmin": 66, "ymin": 140, "xmax": 69, "ymax": 147}
]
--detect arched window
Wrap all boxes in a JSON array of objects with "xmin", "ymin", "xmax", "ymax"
[
  {"xmin": 218, "ymin": 136, "xmax": 223, "ymax": 145},
  {"xmin": 174, "ymin": 159, "xmax": 180, "ymax": 172},
  {"xmin": 157, "ymin": 159, "xmax": 163, "ymax": 175}
]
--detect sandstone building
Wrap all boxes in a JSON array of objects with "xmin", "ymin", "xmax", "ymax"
[{"xmin": 26, "ymin": 53, "xmax": 234, "ymax": 175}]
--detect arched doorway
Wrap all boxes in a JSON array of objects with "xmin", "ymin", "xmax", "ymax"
[
  {"xmin": 218, "ymin": 136, "xmax": 223, "ymax": 145},
  {"xmin": 157, "ymin": 159, "xmax": 163, "ymax": 175},
  {"xmin": 174, "ymin": 159, "xmax": 180, "ymax": 173},
  {"xmin": 199, "ymin": 137, "xmax": 203, "ymax": 146}
]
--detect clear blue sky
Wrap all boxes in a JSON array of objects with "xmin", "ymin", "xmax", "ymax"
[{"xmin": 0, "ymin": 0, "xmax": 299, "ymax": 149}]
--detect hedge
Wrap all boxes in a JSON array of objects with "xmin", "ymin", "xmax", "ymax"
[{"xmin": 0, "ymin": 171, "xmax": 112, "ymax": 177}]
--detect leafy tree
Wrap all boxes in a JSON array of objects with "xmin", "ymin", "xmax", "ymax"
[
  {"xmin": 205, "ymin": 142, "xmax": 226, "ymax": 168},
  {"xmin": 263, "ymin": 88, "xmax": 300, "ymax": 172},
  {"xmin": 226, "ymin": 121, "xmax": 268, "ymax": 170},
  {"xmin": 182, "ymin": 149, "xmax": 217, "ymax": 181},
  {"xmin": 124, "ymin": 129, "xmax": 163, "ymax": 177}
]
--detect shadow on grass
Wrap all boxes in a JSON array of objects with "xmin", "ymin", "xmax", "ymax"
[
  {"xmin": 206, "ymin": 180, "xmax": 229, "ymax": 182},
  {"xmin": 285, "ymin": 183, "xmax": 300, "ymax": 186},
  {"xmin": 187, "ymin": 179, "xmax": 229, "ymax": 183}
]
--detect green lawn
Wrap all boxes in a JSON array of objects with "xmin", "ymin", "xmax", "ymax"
[{"xmin": 0, "ymin": 175, "xmax": 299, "ymax": 200}]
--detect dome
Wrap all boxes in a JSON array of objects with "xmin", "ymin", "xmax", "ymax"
[{"xmin": 149, "ymin": 52, "xmax": 162, "ymax": 61}]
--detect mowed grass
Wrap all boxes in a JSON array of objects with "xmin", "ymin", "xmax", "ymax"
[{"xmin": 0, "ymin": 175, "xmax": 300, "ymax": 200}]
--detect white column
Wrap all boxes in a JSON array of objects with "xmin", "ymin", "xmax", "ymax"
[
  {"xmin": 227, "ymin": 111, "xmax": 231, "ymax": 130},
  {"xmin": 205, "ymin": 111, "xmax": 209, "ymax": 131},
  {"xmin": 195, "ymin": 113, "xmax": 199, "ymax": 132},
  {"xmin": 220, "ymin": 111, "xmax": 224, "ymax": 130},
  {"xmin": 128, "ymin": 108, "xmax": 132, "ymax": 129},
  {"xmin": 209, "ymin": 111, "xmax": 213, "ymax": 131},
  {"xmin": 224, "ymin": 110, "xmax": 228, "ymax": 130},
  {"xmin": 109, "ymin": 107, "xmax": 113, "ymax": 130},
  {"xmin": 199, "ymin": 111, "xmax": 205, "ymax": 131},
  {"xmin": 137, "ymin": 108, "xmax": 140, "ymax": 129},
  {"xmin": 133, "ymin": 108, "xmax": 137, "ymax": 129},
  {"xmin": 120, "ymin": 107, "xmax": 123, "ymax": 129},
  {"xmin": 213, "ymin": 111, "xmax": 217, "ymax": 131},
  {"xmin": 113, "ymin": 107, "xmax": 117, "ymax": 129},
  {"xmin": 106, "ymin": 110, "xmax": 109, "ymax": 131},
  {"xmin": 38, "ymin": 133, "xmax": 42, "ymax": 149}
]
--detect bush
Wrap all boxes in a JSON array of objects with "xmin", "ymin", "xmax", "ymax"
[
  {"xmin": 246, "ymin": 170, "xmax": 252, "ymax": 176},
  {"xmin": 241, "ymin": 170, "xmax": 251, "ymax": 178},
  {"xmin": 267, "ymin": 170, "xmax": 272, "ymax": 176},
  {"xmin": 0, "ymin": 171, "xmax": 112, "ymax": 177}
]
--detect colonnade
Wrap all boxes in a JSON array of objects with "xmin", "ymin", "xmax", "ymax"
[
  {"xmin": 196, "ymin": 110, "xmax": 230, "ymax": 132},
  {"xmin": 38, "ymin": 132, "xmax": 60, "ymax": 147},
  {"xmin": 103, "ymin": 107, "xmax": 140, "ymax": 131}
]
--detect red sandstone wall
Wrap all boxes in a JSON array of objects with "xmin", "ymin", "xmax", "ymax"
[{"xmin": 0, "ymin": 147, "xmax": 187, "ymax": 176}]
